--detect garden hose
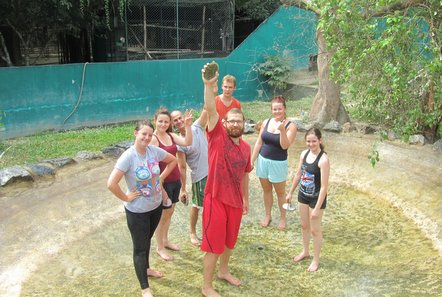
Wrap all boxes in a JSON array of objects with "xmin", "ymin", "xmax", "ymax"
[{"xmin": 63, "ymin": 62, "xmax": 89, "ymax": 124}]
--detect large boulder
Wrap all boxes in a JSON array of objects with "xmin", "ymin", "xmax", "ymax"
[
  {"xmin": 43, "ymin": 157, "xmax": 76, "ymax": 168},
  {"xmin": 0, "ymin": 165, "xmax": 33, "ymax": 186},
  {"xmin": 433, "ymin": 139, "xmax": 442, "ymax": 151},
  {"xmin": 323, "ymin": 120, "xmax": 342, "ymax": 133},
  {"xmin": 76, "ymin": 151, "xmax": 103, "ymax": 160},
  {"xmin": 24, "ymin": 163, "xmax": 56, "ymax": 177},
  {"xmin": 409, "ymin": 134, "xmax": 426, "ymax": 145}
]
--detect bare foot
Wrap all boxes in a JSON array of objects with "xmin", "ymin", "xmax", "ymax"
[
  {"xmin": 293, "ymin": 252, "xmax": 310, "ymax": 263},
  {"xmin": 277, "ymin": 220, "xmax": 286, "ymax": 230},
  {"xmin": 190, "ymin": 234, "xmax": 201, "ymax": 246},
  {"xmin": 201, "ymin": 287, "xmax": 221, "ymax": 297},
  {"xmin": 165, "ymin": 242, "xmax": 180, "ymax": 251},
  {"xmin": 307, "ymin": 261, "xmax": 319, "ymax": 272},
  {"xmin": 217, "ymin": 272, "xmax": 241, "ymax": 286},
  {"xmin": 147, "ymin": 268, "xmax": 163, "ymax": 278},
  {"xmin": 142, "ymin": 287, "xmax": 153, "ymax": 297},
  {"xmin": 156, "ymin": 248, "xmax": 173, "ymax": 261},
  {"xmin": 260, "ymin": 217, "xmax": 272, "ymax": 227}
]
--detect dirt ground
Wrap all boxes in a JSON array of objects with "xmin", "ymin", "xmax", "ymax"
[{"xmin": 1, "ymin": 132, "xmax": 441, "ymax": 296}]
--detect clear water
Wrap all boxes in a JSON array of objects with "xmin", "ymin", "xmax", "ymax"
[{"xmin": 1, "ymin": 133, "xmax": 441, "ymax": 296}]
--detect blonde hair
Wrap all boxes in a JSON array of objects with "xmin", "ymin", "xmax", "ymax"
[{"xmin": 222, "ymin": 75, "xmax": 236, "ymax": 87}]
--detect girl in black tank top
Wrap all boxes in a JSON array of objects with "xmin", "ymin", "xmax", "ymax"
[{"xmin": 284, "ymin": 128, "xmax": 330, "ymax": 272}]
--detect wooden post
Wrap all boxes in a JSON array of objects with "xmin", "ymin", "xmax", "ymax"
[{"xmin": 201, "ymin": 5, "xmax": 206, "ymax": 57}]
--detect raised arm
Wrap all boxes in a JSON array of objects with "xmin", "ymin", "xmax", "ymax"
[
  {"xmin": 202, "ymin": 64, "xmax": 219, "ymax": 132},
  {"xmin": 279, "ymin": 121, "xmax": 297, "ymax": 150},
  {"xmin": 197, "ymin": 109, "xmax": 208, "ymax": 128},
  {"xmin": 172, "ymin": 109, "xmax": 193, "ymax": 146}
]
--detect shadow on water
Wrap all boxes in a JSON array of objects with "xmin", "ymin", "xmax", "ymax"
[{"xmin": 1, "ymin": 133, "xmax": 441, "ymax": 296}]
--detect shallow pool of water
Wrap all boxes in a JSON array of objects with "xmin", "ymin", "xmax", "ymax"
[
  {"xmin": 18, "ymin": 186, "xmax": 442, "ymax": 297},
  {"xmin": 1, "ymin": 133, "xmax": 441, "ymax": 296}
]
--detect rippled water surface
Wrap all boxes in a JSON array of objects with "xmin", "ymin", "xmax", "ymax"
[{"xmin": 1, "ymin": 133, "xmax": 441, "ymax": 296}]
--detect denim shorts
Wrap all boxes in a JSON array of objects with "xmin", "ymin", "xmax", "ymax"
[{"xmin": 256, "ymin": 154, "xmax": 288, "ymax": 183}]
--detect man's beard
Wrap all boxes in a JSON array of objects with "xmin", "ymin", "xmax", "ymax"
[{"xmin": 227, "ymin": 126, "xmax": 244, "ymax": 138}]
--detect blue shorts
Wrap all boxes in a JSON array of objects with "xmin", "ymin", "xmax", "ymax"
[{"xmin": 256, "ymin": 154, "xmax": 288, "ymax": 183}]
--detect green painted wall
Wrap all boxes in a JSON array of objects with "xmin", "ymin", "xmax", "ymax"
[{"xmin": 0, "ymin": 6, "xmax": 317, "ymax": 139}]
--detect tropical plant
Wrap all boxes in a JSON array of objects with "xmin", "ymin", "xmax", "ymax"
[{"xmin": 254, "ymin": 55, "xmax": 291, "ymax": 93}]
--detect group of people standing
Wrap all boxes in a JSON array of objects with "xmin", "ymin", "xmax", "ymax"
[{"xmin": 107, "ymin": 63, "xmax": 330, "ymax": 297}]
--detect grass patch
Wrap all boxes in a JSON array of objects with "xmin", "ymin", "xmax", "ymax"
[
  {"xmin": 0, "ymin": 123, "xmax": 135, "ymax": 169},
  {"xmin": 242, "ymin": 97, "xmax": 312, "ymax": 122},
  {"xmin": 0, "ymin": 97, "xmax": 313, "ymax": 169}
]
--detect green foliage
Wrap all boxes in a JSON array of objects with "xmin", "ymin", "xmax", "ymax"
[
  {"xmin": 242, "ymin": 97, "xmax": 313, "ymax": 121},
  {"xmin": 368, "ymin": 144, "xmax": 380, "ymax": 168},
  {"xmin": 316, "ymin": 0, "xmax": 442, "ymax": 140},
  {"xmin": 253, "ymin": 55, "xmax": 291, "ymax": 93},
  {"xmin": 236, "ymin": 0, "xmax": 281, "ymax": 20}
]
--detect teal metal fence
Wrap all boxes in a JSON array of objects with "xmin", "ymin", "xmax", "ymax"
[{"xmin": 0, "ymin": 6, "xmax": 317, "ymax": 139}]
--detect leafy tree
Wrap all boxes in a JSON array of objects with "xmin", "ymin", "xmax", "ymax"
[
  {"xmin": 283, "ymin": 0, "xmax": 441, "ymax": 140},
  {"xmin": 236, "ymin": 0, "xmax": 281, "ymax": 20}
]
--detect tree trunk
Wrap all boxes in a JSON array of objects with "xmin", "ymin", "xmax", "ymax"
[
  {"xmin": 309, "ymin": 29, "xmax": 349, "ymax": 126},
  {"xmin": 0, "ymin": 32, "xmax": 13, "ymax": 66}
]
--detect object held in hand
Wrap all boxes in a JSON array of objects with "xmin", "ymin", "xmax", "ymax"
[
  {"xmin": 204, "ymin": 61, "xmax": 218, "ymax": 80},
  {"xmin": 163, "ymin": 198, "xmax": 173, "ymax": 209},
  {"xmin": 282, "ymin": 203, "xmax": 296, "ymax": 211}
]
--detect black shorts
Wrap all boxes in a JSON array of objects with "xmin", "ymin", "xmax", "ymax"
[
  {"xmin": 298, "ymin": 194, "xmax": 327, "ymax": 209},
  {"xmin": 163, "ymin": 179, "xmax": 181, "ymax": 207}
]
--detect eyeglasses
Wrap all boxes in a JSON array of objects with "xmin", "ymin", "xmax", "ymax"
[{"xmin": 225, "ymin": 120, "xmax": 244, "ymax": 125}]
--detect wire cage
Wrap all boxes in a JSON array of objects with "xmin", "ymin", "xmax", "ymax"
[
  {"xmin": 0, "ymin": 0, "xmax": 234, "ymax": 66},
  {"xmin": 116, "ymin": 0, "xmax": 234, "ymax": 61}
]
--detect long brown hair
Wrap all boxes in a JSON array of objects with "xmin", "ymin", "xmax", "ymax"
[
  {"xmin": 154, "ymin": 107, "xmax": 172, "ymax": 133},
  {"xmin": 305, "ymin": 127, "xmax": 325, "ymax": 150}
]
